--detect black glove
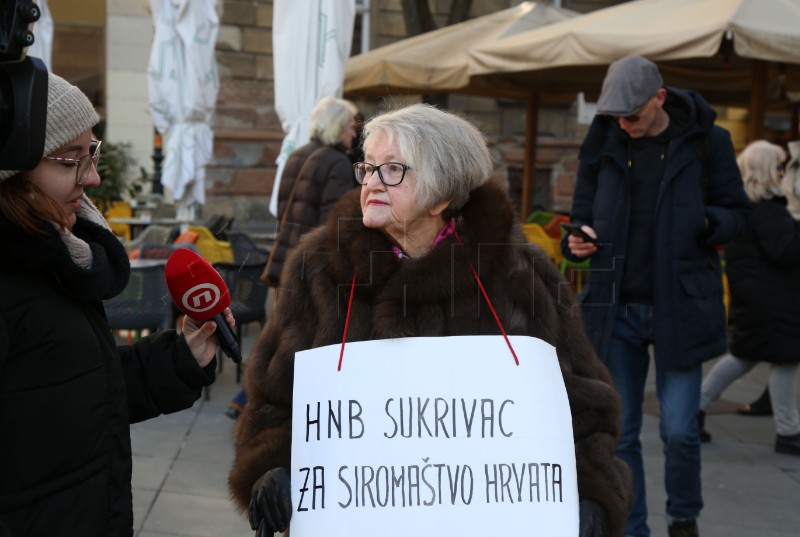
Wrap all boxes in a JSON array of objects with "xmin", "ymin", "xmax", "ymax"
[
  {"xmin": 249, "ymin": 466, "xmax": 292, "ymax": 536},
  {"xmin": 579, "ymin": 498, "xmax": 610, "ymax": 537}
]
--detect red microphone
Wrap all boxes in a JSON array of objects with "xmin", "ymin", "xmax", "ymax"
[{"xmin": 164, "ymin": 247, "xmax": 242, "ymax": 363}]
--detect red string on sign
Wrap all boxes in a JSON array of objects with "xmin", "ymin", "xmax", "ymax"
[
  {"xmin": 451, "ymin": 228, "xmax": 519, "ymax": 366},
  {"xmin": 338, "ymin": 271, "xmax": 358, "ymax": 371},
  {"xmin": 337, "ymin": 227, "xmax": 519, "ymax": 369}
]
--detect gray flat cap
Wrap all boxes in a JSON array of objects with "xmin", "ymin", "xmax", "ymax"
[{"xmin": 596, "ymin": 56, "xmax": 663, "ymax": 116}]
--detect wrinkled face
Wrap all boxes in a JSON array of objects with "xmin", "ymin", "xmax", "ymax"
[
  {"xmin": 24, "ymin": 129, "xmax": 100, "ymax": 228},
  {"xmin": 614, "ymin": 89, "xmax": 667, "ymax": 139},
  {"xmin": 360, "ymin": 132, "xmax": 429, "ymax": 241}
]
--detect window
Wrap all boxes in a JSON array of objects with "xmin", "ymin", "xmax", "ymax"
[{"xmin": 352, "ymin": 0, "xmax": 370, "ymax": 55}]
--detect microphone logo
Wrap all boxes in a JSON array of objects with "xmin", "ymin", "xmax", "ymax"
[{"xmin": 181, "ymin": 283, "xmax": 222, "ymax": 314}]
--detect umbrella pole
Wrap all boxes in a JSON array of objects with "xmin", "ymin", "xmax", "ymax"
[
  {"xmin": 151, "ymin": 128, "xmax": 164, "ymax": 195},
  {"xmin": 521, "ymin": 92, "xmax": 539, "ymax": 221},
  {"xmin": 747, "ymin": 60, "xmax": 767, "ymax": 143}
]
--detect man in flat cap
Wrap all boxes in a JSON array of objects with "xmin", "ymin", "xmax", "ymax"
[{"xmin": 561, "ymin": 55, "xmax": 750, "ymax": 537}]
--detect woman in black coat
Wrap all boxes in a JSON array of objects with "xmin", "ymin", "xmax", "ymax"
[
  {"xmin": 699, "ymin": 140, "xmax": 800, "ymax": 456},
  {"xmin": 0, "ymin": 74, "xmax": 232, "ymax": 536}
]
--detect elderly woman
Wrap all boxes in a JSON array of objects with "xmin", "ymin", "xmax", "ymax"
[
  {"xmin": 230, "ymin": 104, "xmax": 632, "ymax": 536},
  {"xmin": 0, "ymin": 73, "xmax": 230, "ymax": 535},
  {"xmin": 226, "ymin": 96, "xmax": 359, "ymax": 420},
  {"xmin": 261, "ymin": 95, "xmax": 359, "ymax": 287},
  {"xmin": 698, "ymin": 140, "xmax": 800, "ymax": 455}
]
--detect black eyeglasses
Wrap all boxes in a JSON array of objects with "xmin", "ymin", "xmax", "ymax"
[
  {"xmin": 353, "ymin": 161, "xmax": 411, "ymax": 186},
  {"xmin": 44, "ymin": 140, "xmax": 102, "ymax": 185}
]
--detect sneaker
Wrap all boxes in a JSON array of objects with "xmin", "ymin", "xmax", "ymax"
[
  {"xmin": 668, "ymin": 519, "xmax": 699, "ymax": 537},
  {"xmin": 224, "ymin": 404, "xmax": 242, "ymax": 420},
  {"xmin": 775, "ymin": 432, "xmax": 800, "ymax": 456}
]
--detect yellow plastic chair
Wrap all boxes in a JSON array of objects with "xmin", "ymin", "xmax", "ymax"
[
  {"xmin": 103, "ymin": 200, "xmax": 133, "ymax": 242},
  {"xmin": 721, "ymin": 258, "xmax": 730, "ymax": 321},
  {"xmin": 522, "ymin": 223, "xmax": 563, "ymax": 266},
  {"xmin": 188, "ymin": 225, "xmax": 234, "ymax": 264}
]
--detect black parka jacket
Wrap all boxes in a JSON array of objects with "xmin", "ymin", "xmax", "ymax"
[
  {"xmin": 0, "ymin": 213, "xmax": 215, "ymax": 536},
  {"xmin": 562, "ymin": 87, "xmax": 751, "ymax": 370},
  {"xmin": 727, "ymin": 197, "xmax": 800, "ymax": 363}
]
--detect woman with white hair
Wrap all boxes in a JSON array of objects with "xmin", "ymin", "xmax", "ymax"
[
  {"xmin": 698, "ymin": 140, "xmax": 800, "ymax": 456},
  {"xmin": 260, "ymin": 95, "xmax": 359, "ymax": 287},
  {"xmin": 223, "ymin": 96, "xmax": 360, "ymax": 421},
  {"xmin": 230, "ymin": 104, "xmax": 632, "ymax": 537}
]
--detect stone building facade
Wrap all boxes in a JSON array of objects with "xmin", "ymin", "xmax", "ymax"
[
  {"xmin": 53, "ymin": 1, "xmax": 622, "ymax": 228},
  {"xmin": 202, "ymin": 0, "xmax": 623, "ymax": 225}
]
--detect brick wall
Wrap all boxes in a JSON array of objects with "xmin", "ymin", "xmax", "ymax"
[
  {"xmin": 207, "ymin": 0, "xmax": 279, "ymax": 224},
  {"xmin": 207, "ymin": 0, "xmax": 623, "ymax": 225}
]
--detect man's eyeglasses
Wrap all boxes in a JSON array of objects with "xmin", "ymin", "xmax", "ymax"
[
  {"xmin": 353, "ymin": 161, "xmax": 411, "ymax": 186},
  {"xmin": 44, "ymin": 140, "xmax": 103, "ymax": 185}
]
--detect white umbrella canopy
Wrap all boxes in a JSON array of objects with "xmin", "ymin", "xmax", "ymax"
[
  {"xmin": 270, "ymin": 0, "xmax": 356, "ymax": 216},
  {"xmin": 344, "ymin": 1, "xmax": 577, "ymax": 97},
  {"xmin": 148, "ymin": 0, "xmax": 219, "ymax": 221}
]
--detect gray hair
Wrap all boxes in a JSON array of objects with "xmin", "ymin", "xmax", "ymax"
[
  {"xmin": 737, "ymin": 140, "xmax": 786, "ymax": 203},
  {"xmin": 362, "ymin": 103, "xmax": 493, "ymax": 213},
  {"xmin": 309, "ymin": 96, "xmax": 358, "ymax": 146}
]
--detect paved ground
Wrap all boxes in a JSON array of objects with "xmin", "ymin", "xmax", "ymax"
[{"xmin": 130, "ymin": 327, "xmax": 800, "ymax": 537}]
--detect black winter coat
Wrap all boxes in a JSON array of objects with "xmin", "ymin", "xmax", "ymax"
[
  {"xmin": 232, "ymin": 185, "xmax": 632, "ymax": 537},
  {"xmin": 0, "ymin": 212, "xmax": 215, "ymax": 537},
  {"xmin": 727, "ymin": 197, "xmax": 800, "ymax": 363},
  {"xmin": 563, "ymin": 87, "xmax": 751, "ymax": 370},
  {"xmin": 261, "ymin": 139, "xmax": 357, "ymax": 286}
]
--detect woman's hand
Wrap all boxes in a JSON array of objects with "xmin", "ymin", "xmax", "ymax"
[
  {"xmin": 182, "ymin": 308, "xmax": 235, "ymax": 368},
  {"xmin": 250, "ymin": 467, "xmax": 292, "ymax": 535},
  {"xmin": 567, "ymin": 225, "xmax": 599, "ymax": 258},
  {"xmin": 579, "ymin": 498, "xmax": 610, "ymax": 537}
]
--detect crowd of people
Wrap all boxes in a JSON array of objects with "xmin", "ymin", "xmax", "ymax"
[{"xmin": 2, "ymin": 54, "xmax": 799, "ymax": 537}]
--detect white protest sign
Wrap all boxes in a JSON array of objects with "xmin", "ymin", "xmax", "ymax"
[{"xmin": 291, "ymin": 335, "xmax": 578, "ymax": 537}]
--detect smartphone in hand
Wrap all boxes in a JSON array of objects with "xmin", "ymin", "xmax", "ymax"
[{"xmin": 561, "ymin": 222, "xmax": 598, "ymax": 244}]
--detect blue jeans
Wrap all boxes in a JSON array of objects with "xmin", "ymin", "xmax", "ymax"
[{"xmin": 607, "ymin": 304, "xmax": 703, "ymax": 537}]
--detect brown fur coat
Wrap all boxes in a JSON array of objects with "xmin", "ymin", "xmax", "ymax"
[{"xmin": 230, "ymin": 184, "xmax": 632, "ymax": 535}]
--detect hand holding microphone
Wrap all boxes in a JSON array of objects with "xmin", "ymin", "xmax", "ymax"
[
  {"xmin": 182, "ymin": 308, "xmax": 235, "ymax": 367},
  {"xmin": 165, "ymin": 248, "xmax": 242, "ymax": 363}
]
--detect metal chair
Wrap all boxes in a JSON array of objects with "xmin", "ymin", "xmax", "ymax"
[
  {"xmin": 125, "ymin": 224, "xmax": 175, "ymax": 255},
  {"xmin": 139, "ymin": 242, "xmax": 199, "ymax": 260},
  {"xmin": 213, "ymin": 260, "xmax": 268, "ymax": 383},
  {"xmin": 103, "ymin": 263, "xmax": 172, "ymax": 340},
  {"xmin": 227, "ymin": 232, "xmax": 270, "ymax": 265}
]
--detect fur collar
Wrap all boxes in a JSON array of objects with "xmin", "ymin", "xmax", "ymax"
[{"xmin": 323, "ymin": 182, "xmax": 517, "ymax": 296}]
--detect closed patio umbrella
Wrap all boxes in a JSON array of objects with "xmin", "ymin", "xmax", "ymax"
[
  {"xmin": 148, "ymin": 0, "xmax": 219, "ymax": 222},
  {"xmin": 270, "ymin": 0, "xmax": 355, "ymax": 216}
]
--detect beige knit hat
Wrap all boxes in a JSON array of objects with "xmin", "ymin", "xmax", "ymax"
[{"xmin": 0, "ymin": 73, "xmax": 100, "ymax": 181}]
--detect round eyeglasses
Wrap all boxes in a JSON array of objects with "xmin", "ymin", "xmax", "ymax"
[
  {"xmin": 44, "ymin": 140, "xmax": 102, "ymax": 185},
  {"xmin": 353, "ymin": 161, "xmax": 411, "ymax": 186}
]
